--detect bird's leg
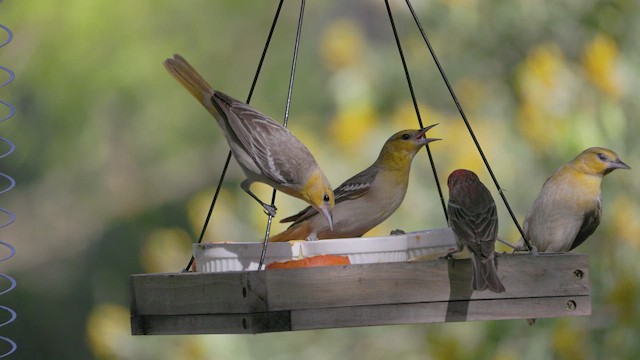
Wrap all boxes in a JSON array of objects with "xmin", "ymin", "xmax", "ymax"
[
  {"xmin": 496, "ymin": 236, "xmax": 527, "ymax": 252},
  {"xmin": 496, "ymin": 236, "xmax": 536, "ymax": 254},
  {"xmin": 241, "ymin": 180, "xmax": 277, "ymax": 217},
  {"xmin": 440, "ymin": 244, "xmax": 463, "ymax": 261}
]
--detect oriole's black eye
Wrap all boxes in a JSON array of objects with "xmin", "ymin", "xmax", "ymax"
[
  {"xmin": 323, "ymin": 194, "xmax": 330, "ymax": 202},
  {"xmin": 597, "ymin": 153, "xmax": 607, "ymax": 161},
  {"xmin": 401, "ymin": 134, "xmax": 411, "ymax": 140}
]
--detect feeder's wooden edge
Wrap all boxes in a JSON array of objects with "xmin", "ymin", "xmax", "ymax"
[
  {"xmin": 130, "ymin": 253, "xmax": 590, "ymax": 335},
  {"xmin": 131, "ymin": 295, "xmax": 590, "ymax": 335}
]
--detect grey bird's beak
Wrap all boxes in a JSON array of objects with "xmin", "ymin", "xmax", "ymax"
[
  {"xmin": 610, "ymin": 158, "xmax": 631, "ymax": 171},
  {"xmin": 320, "ymin": 206, "xmax": 334, "ymax": 231},
  {"xmin": 415, "ymin": 123, "xmax": 441, "ymax": 145}
]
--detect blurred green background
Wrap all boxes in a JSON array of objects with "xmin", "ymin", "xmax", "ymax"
[{"xmin": 1, "ymin": 0, "xmax": 639, "ymax": 358}]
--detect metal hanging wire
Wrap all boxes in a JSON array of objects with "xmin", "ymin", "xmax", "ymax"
[
  {"xmin": 183, "ymin": 0, "xmax": 286, "ymax": 272},
  {"xmin": 384, "ymin": 0, "xmax": 448, "ymax": 224},
  {"xmin": 258, "ymin": 0, "xmax": 307, "ymax": 270},
  {"xmin": 188, "ymin": 0, "xmax": 532, "ymax": 273},
  {"xmin": 0, "ymin": 9, "xmax": 18, "ymax": 358},
  {"xmin": 386, "ymin": 0, "xmax": 531, "ymax": 250}
]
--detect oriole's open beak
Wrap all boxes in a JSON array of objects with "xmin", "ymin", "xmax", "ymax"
[{"xmin": 415, "ymin": 123, "xmax": 441, "ymax": 145}]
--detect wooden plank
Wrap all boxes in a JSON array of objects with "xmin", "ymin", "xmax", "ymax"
[
  {"xmin": 266, "ymin": 253, "xmax": 589, "ymax": 311},
  {"xmin": 129, "ymin": 253, "xmax": 591, "ymax": 334},
  {"xmin": 131, "ymin": 295, "xmax": 590, "ymax": 335},
  {"xmin": 131, "ymin": 311, "xmax": 291, "ymax": 335},
  {"xmin": 290, "ymin": 295, "xmax": 591, "ymax": 331},
  {"xmin": 130, "ymin": 271, "xmax": 267, "ymax": 315}
]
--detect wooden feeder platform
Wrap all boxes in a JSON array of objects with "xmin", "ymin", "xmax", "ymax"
[{"xmin": 130, "ymin": 253, "xmax": 590, "ymax": 335}]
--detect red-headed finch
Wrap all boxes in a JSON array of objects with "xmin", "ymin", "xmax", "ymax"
[
  {"xmin": 447, "ymin": 169, "xmax": 505, "ymax": 293},
  {"xmin": 164, "ymin": 54, "xmax": 334, "ymax": 228},
  {"xmin": 269, "ymin": 125, "xmax": 440, "ymax": 242},
  {"xmin": 523, "ymin": 147, "xmax": 630, "ymax": 252}
]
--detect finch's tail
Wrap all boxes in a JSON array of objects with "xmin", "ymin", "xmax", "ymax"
[
  {"xmin": 471, "ymin": 254, "xmax": 506, "ymax": 293},
  {"xmin": 163, "ymin": 54, "xmax": 219, "ymax": 116},
  {"xmin": 269, "ymin": 222, "xmax": 313, "ymax": 242}
]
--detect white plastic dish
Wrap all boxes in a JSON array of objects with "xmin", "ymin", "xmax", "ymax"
[{"xmin": 194, "ymin": 228, "xmax": 457, "ymax": 272}]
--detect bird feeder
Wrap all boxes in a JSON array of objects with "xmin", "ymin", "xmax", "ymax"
[{"xmin": 130, "ymin": 0, "xmax": 591, "ymax": 335}]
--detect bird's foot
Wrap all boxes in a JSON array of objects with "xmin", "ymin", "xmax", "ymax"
[
  {"xmin": 262, "ymin": 204, "xmax": 278, "ymax": 217},
  {"xmin": 305, "ymin": 234, "xmax": 318, "ymax": 241},
  {"xmin": 390, "ymin": 229, "xmax": 406, "ymax": 235},
  {"xmin": 440, "ymin": 251, "xmax": 456, "ymax": 261}
]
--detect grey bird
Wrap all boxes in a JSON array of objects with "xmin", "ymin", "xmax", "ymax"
[
  {"xmin": 164, "ymin": 54, "xmax": 334, "ymax": 228},
  {"xmin": 269, "ymin": 126, "xmax": 440, "ymax": 242}
]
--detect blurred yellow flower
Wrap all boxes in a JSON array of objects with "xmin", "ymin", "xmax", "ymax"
[
  {"xmin": 582, "ymin": 34, "xmax": 621, "ymax": 98},
  {"xmin": 551, "ymin": 319, "xmax": 588, "ymax": 360},
  {"xmin": 391, "ymin": 100, "xmax": 438, "ymax": 130},
  {"xmin": 606, "ymin": 274, "xmax": 640, "ymax": 326},
  {"xmin": 141, "ymin": 228, "xmax": 192, "ymax": 273},
  {"xmin": 522, "ymin": 43, "xmax": 564, "ymax": 90},
  {"xmin": 86, "ymin": 304, "xmax": 130, "ymax": 359},
  {"xmin": 329, "ymin": 102, "xmax": 377, "ymax": 152},
  {"xmin": 320, "ymin": 19, "xmax": 365, "ymax": 70},
  {"xmin": 515, "ymin": 43, "xmax": 573, "ymax": 150},
  {"xmin": 610, "ymin": 195, "xmax": 640, "ymax": 249}
]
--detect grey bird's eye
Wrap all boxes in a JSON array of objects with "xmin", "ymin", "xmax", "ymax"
[
  {"xmin": 401, "ymin": 134, "xmax": 411, "ymax": 140},
  {"xmin": 323, "ymin": 194, "xmax": 330, "ymax": 202}
]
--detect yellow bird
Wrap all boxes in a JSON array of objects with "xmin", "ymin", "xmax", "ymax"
[
  {"xmin": 269, "ymin": 125, "xmax": 439, "ymax": 242},
  {"xmin": 164, "ymin": 54, "xmax": 334, "ymax": 228},
  {"xmin": 523, "ymin": 147, "xmax": 630, "ymax": 252}
]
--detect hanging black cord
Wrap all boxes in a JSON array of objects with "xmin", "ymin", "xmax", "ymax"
[
  {"xmin": 258, "ymin": 0, "xmax": 307, "ymax": 270},
  {"xmin": 384, "ymin": 0, "xmax": 448, "ymax": 224},
  {"xmin": 184, "ymin": 0, "xmax": 286, "ymax": 272},
  {"xmin": 403, "ymin": 0, "xmax": 532, "ymax": 250}
]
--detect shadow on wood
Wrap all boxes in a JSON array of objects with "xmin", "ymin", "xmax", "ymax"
[
  {"xmin": 445, "ymin": 259, "xmax": 474, "ymax": 322},
  {"xmin": 130, "ymin": 253, "xmax": 590, "ymax": 335}
]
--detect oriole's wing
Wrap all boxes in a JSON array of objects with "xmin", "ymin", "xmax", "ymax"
[
  {"xmin": 212, "ymin": 91, "xmax": 315, "ymax": 185},
  {"xmin": 280, "ymin": 165, "xmax": 378, "ymax": 224},
  {"xmin": 569, "ymin": 199, "xmax": 601, "ymax": 251}
]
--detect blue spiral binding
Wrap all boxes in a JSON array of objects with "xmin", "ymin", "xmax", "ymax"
[{"xmin": 0, "ymin": 11, "xmax": 17, "ymax": 359}]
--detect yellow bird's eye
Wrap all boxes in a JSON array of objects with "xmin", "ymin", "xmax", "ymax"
[
  {"xmin": 323, "ymin": 194, "xmax": 330, "ymax": 202},
  {"xmin": 401, "ymin": 134, "xmax": 411, "ymax": 140},
  {"xmin": 597, "ymin": 153, "xmax": 607, "ymax": 161}
]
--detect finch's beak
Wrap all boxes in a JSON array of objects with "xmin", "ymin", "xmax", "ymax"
[
  {"xmin": 609, "ymin": 158, "xmax": 631, "ymax": 171},
  {"xmin": 320, "ymin": 207, "xmax": 334, "ymax": 231},
  {"xmin": 415, "ymin": 123, "xmax": 441, "ymax": 145}
]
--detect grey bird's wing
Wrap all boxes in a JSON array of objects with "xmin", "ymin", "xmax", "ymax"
[{"xmin": 211, "ymin": 91, "xmax": 316, "ymax": 186}]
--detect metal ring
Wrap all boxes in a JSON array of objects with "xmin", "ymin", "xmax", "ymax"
[
  {"xmin": 0, "ymin": 24, "xmax": 12, "ymax": 48},
  {"xmin": 0, "ymin": 210, "xmax": 15, "ymax": 229},
  {"xmin": 0, "ymin": 336, "xmax": 17, "ymax": 358},
  {"xmin": 0, "ymin": 306, "xmax": 16, "ymax": 328},
  {"xmin": 0, "ymin": 66, "xmax": 13, "ymax": 87},
  {"xmin": 0, "ymin": 138, "xmax": 15, "ymax": 159},
  {"xmin": 0, "ymin": 174, "xmax": 15, "ymax": 195},
  {"xmin": 0, "ymin": 241, "xmax": 15, "ymax": 262},
  {"xmin": 0, "ymin": 101, "xmax": 15, "ymax": 123},
  {"xmin": 0, "ymin": 274, "xmax": 16, "ymax": 296}
]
